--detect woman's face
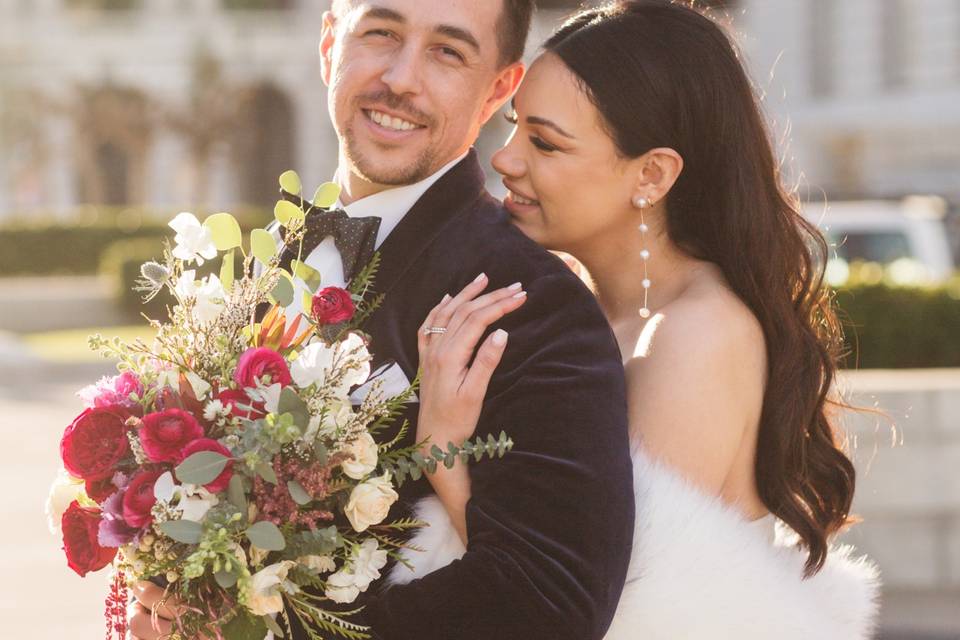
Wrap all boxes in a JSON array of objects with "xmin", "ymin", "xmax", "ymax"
[{"xmin": 492, "ymin": 53, "xmax": 638, "ymax": 252}]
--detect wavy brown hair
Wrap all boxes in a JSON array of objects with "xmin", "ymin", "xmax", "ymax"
[{"xmin": 544, "ymin": 0, "xmax": 855, "ymax": 576}]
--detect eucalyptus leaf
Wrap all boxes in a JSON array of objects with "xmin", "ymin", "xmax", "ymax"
[
  {"xmin": 269, "ymin": 271, "xmax": 295, "ymax": 307},
  {"xmin": 312, "ymin": 182, "xmax": 341, "ymax": 209},
  {"xmin": 204, "ymin": 212, "xmax": 242, "ymax": 250},
  {"xmin": 291, "ymin": 260, "xmax": 323, "ymax": 292},
  {"xmin": 227, "ymin": 474, "xmax": 248, "ymax": 513},
  {"xmin": 263, "ymin": 614, "xmax": 285, "ymax": 638},
  {"xmin": 279, "ymin": 170, "xmax": 302, "ymax": 195},
  {"xmin": 301, "ymin": 290, "xmax": 314, "ymax": 315},
  {"xmin": 278, "ymin": 386, "xmax": 310, "ymax": 430},
  {"xmin": 175, "ymin": 451, "xmax": 231, "ymax": 486},
  {"xmin": 274, "ymin": 200, "xmax": 303, "ymax": 227},
  {"xmin": 220, "ymin": 248, "xmax": 235, "ymax": 293},
  {"xmin": 158, "ymin": 520, "xmax": 203, "ymax": 544},
  {"xmin": 256, "ymin": 461, "xmax": 278, "ymax": 485},
  {"xmin": 287, "ymin": 480, "xmax": 312, "ymax": 506},
  {"xmin": 250, "ymin": 228, "xmax": 277, "ymax": 264},
  {"xmin": 314, "ymin": 441, "xmax": 328, "ymax": 466},
  {"xmin": 245, "ymin": 521, "xmax": 286, "ymax": 551},
  {"xmin": 214, "ymin": 569, "xmax": 239, "ymax": 589},
  {"xmin": 221, "ymin": 612, "xmax": 268, "ymax": 640}
]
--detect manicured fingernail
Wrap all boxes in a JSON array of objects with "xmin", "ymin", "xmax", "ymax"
[
  {"xmin": 508, "ymin": 282, "xmax": 522, "ymax": 291},
  {"xmin": 474, "ymin": 272, "xmax": 487, "ymax": 283},
  {"xmin": 492, "ymin": 329, "xmax": 508, "ymax": 346},
  {"xmin": 513, "ymin": 291, "xmax": 527, "ymax": 299}
]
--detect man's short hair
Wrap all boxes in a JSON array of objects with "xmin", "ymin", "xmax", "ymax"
[{"xmin": 331, "ymin": 0, "xmax": 535, "ymax": 68}]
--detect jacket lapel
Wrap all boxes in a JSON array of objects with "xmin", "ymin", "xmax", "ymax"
[{"xmin": 372, "ymin": 148, "xmax": 487, "ymax": 298}]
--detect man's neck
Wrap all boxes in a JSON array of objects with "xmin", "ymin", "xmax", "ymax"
[{"xmin": 334, "ymin": 150, "xmax": 470, "ymax": 206}]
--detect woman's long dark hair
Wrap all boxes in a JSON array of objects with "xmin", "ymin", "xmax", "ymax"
[{"xmin": 545, "ymin": 0, "xmax": 855, "ymax": 576}]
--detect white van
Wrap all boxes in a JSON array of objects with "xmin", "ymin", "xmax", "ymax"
[{"xmin": 801, "ymin": 196, "xmax": 955, "ymax": 285}]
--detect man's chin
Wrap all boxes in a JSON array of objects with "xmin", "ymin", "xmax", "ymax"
[{"xmin": 348, "ymin": 152, "xmax": 436, "ymax": 187}]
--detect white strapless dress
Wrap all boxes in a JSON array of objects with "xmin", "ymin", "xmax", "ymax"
[{"xmin": 386, "ymin": 450, "xmax": 881, "ymax": 639}]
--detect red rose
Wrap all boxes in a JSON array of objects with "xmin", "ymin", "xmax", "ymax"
[
  {"xmin": 217, "ymin": 388, "xmax": 265, "ymax": 420},
  {"xmin": 178, "ymin": 438, "xmax": 234, "ymax": 493},
  {"xmin": 122, "ymin": 470, "xmax": 163, "ymax": 529},
  {"xmin": 139, "ymin": 408, "xmax": 204, "ymax": 463},
  {"xmin": 85, "ymin": 476, "xmax": 118, "ymax": 504},
  {"xmin": 234, "ymin": 347, "xmax": 292, "ymax": 389},
  {"xmin": 62, "ymin": 501, "xmax": 117, "ymax": 577},
  {"xmin": 311, "ymin": 286, "xmax": 356, "ymax": 325},
  {"xmin": 60, "ymin": 407, "xmax": 130, "ymax": 481}
]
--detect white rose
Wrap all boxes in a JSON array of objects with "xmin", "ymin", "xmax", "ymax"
[
  {"xmin": 45, "ymin": 467, "xmax": 85, "ymax": 536},
  {"xmin": 247, "ymin": 561, "xmax": 296, "ymax": 616},
  {"xmin": 340, "ymin": 431, "xmax": 379, "ymax": 480},
  {"xmin": 324, "ymin": 569, "xmax": 360, "ymax": 604},
  {"xmin": 344, "ymin": 472, "xmax": 398, "ymax": 532},
  {"xmin": 298, "ymin": 555, "xmax": 336, "ymax": 573},
  {"xmin": 351, "ymin": 539, "xmax": 388, "ymax": 590},
  {"xmin": 169, "ymin": 212, "xmax": 217, "ymax": 265}
]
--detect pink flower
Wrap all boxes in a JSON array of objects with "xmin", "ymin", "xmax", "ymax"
[
  {"xmin": 60, "ymin": 406, "xmax": 131, "ymax": 481},
  {"xmin": 217, "ymin": 388, "xmax": 265, "ymax": 420},
  {"xmin": 78, "ymin": 372, "xmax": 144, "ymax": 415},
  {"xmin": 139, "ymin": 408, "xmax": 204, "ymax": 463},
  {"xmin": 311, "ymin": 287, "xmax": 356, "ymax": 325},
  {"xmin": 178, "ymin": 438, "xmax": 234, "ymax": 493},
  {"xmin": 122, "ymin": 470, "xmax": 163, "ymax": 529},
  {"xmin": 234, "ymin": 347, "xmax": 292, "ymax": 390}
]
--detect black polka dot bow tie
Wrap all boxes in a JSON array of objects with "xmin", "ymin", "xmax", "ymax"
[{"xmin": 277, "ymin": 192, "xmax": 382, "ymax": 284}]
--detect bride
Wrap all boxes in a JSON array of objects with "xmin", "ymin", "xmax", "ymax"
[{"xmin": 396, "ymin": 1, "xmax": 880, "ymax": 637}]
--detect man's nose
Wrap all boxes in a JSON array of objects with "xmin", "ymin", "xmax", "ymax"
[{"xmin": 380, "ymin": 45, "xmax": 422, "ymax": 96}]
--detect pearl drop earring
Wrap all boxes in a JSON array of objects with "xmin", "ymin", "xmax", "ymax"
[{"xmin": 633, "ymin": 195, "xmax": 652, "ymax": 318}]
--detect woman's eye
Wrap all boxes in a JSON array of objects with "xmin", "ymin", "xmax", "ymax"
[{"xmin": 530, "ymin": 136, "xmax": 557, "ymax": 152}]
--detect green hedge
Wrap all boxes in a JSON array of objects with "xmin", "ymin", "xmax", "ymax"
[
  {"xmin": 835, "ymin": 279, "xmax": 960, "ymax": 369},
  {"xmin": 0, "ymin": 208, "xmax": 269, "ymax": 276}
]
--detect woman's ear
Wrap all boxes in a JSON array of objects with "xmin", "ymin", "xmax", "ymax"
[{"xmin": 632, "ymin": 148, "xmax": 684, "ymax": 204}]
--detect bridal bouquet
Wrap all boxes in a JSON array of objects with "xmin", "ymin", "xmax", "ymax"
[{"xmin": 46, "ymin": 172, "xmax": 513, "ymax": 640}]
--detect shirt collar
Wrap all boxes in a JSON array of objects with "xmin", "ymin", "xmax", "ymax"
[{"xmin": 335, "ymin": 151, "xmax": 469, "ymax": 249}]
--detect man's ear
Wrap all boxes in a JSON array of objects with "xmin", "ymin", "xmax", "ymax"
[
  {"xmin": 478, "ymin": 62, "xmax": 526, "ymax": 126},
  {"xmin": 319, "ymin": 10, "xmax": 338, "ymax": 87}
]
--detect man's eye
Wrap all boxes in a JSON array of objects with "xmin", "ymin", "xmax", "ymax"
[
  {"xmin": 530, "ymin": 136, "xmax": 557, "ymax": 152},
  {"xmin": 438, "ymin": 46, "xmax": 465, "ymax": 62},
  {"xmin": 365, "ymin": 29, "xmax": 394, "ymax": 38}
]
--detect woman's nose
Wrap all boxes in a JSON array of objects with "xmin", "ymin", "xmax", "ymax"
[{"xmin": 491, "ymin": 131, "xmax": 525, "ymax": 178}]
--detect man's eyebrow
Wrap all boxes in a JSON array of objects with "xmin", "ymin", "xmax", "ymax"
[
  {"xmin": 434, "ymin": 24, "xmax": 481, "ymax": 55},
  {"xmin": 510, "ymin": 99, "xmax": 576, "ymax": 140},
  {"xmin": 358, "ymin": 6, "xmax": 406, "ymax": 23}
]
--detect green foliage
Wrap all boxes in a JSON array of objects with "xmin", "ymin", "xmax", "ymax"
[
  {"xmin": 835, "ymin": 277, "xmax": 960, "ymax": 368},
  {"xmin": 175, "ymin": 451, "xmax": 232, "ymax": 485},
  {"xmin": 381, "ymin": 431, "xmax": 515, "ymax": 488}
]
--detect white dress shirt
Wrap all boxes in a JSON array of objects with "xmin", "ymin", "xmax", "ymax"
[{"xmin": 275, "ymin": 151, "xmax": 468, "ymax": 324}]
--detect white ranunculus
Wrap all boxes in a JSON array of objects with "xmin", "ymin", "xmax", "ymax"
[
  {"xmin": 298, "ymin": 555, "xmax": 336, "ymax": 573},
  {"xmin": 45, "ymin": 467, "xmax": 85, "ymax": 535},
  {"xmin": 290, "ymin": 341, "xmax": 335, "ymax": 389},
  {"xmin": 169, "ymin": 212, "xmax": 217, "ymax": 265},
  {"xmin": 247, "ymin": 561, "xmax": 296, "ymax": 615},
  {"xmin": 175, "ymin": 271, "xmax": 226, "ymax": 324},
  {"xmin": 340, "ymin": 431, "xmax": 379, "ymax": 480},
  {"xmin": 351, "ymin": 539, "xmax": 388, "ymax": 590},
  {"xmin": 324, "ymin": 568, "xmax": 361, "ymax": 604},
  {"xmin": 344, "ymin": 472, "xmax": 398, "ymax": 532}
]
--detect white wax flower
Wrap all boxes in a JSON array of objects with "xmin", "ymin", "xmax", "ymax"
[
  {"xmin": 344, "ymin": 472, "xmax": 398, "ymax": 532},
  {"xmin": 169, "ymin": 212, "xmax": 217, "ymax": 265},
  {"xmin": 340, "ymin": 431, "xmax": 379, "ymax": 480},
  {"xmin": 248, "ymin": 561, "xmax": 297, "ymax": 615}
]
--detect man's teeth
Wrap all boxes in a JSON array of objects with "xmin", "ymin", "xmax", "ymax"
[
  {"xmin": 511, "ymin": 191, "xmax": 538, "ymax": 206},
  {"xmin": 368, "ymin": 110, "xmax": 420, "ymax": 131}
]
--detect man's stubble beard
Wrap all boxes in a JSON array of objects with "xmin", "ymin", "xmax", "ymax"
[{"xmin": 341, "ymin": 121, "xmax": 440, "ymax": 187}]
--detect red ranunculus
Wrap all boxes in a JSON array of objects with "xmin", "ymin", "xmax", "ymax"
[
  {"xmin": 122, "ymin": 470, "xmax": 163, "ymax": 529},
  {"xmin": 139, "ymin": 408, "xmax": 204, "ymax": 463},
  {"xmin": 178, "ymin": 438, "xmax": 234, "ymax": 493},
  {"xmin": 60, "ymin": 407, "xmax": 130, "ymax": 481},
  {"xmin": 217, "ymin": 388, "xmax": 265, "ymax": 420},
  {"xmin": 311, "ymin": 286, "xmax": 356, "ymax": 325},
  {"xmin": 84, "ymin": 475, "xmax": 118, "ymax": 504},
  {"xmin": 234, "ymin": 347, "xmax": 291, "ymax": 389},
  {"xmin": 62, "ymin": 501, "xmax": 117, "ymax": 577}
]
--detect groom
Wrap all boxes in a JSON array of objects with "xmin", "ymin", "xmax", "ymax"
[{"xmin": 131, "ymin": 1, "xmax": 634, "ymax": 638}]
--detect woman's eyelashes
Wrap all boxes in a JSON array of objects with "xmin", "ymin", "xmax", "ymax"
[{"xmin": 503, "ymin": 111, "xmax": 559, "ymax": 153}]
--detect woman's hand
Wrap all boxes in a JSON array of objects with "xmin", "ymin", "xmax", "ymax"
[
  {"xmin": 128, "ymin": 580, "xmax": 185, "ymax": 640},
  {"xmin": 417, "ymin": 273, "xmax": 527, "ymax": 451},
  {"xmin": 415, "ymin": 273, "xmax": 527, "ymax": 544}
]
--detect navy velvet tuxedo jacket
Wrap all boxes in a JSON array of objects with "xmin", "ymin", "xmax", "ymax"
[{"xmin": 289, "ymin": 150, "xmax": 634, "ymax": 640}]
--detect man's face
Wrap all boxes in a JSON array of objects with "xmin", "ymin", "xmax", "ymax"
[{"xmin": 320, "ymin": 0, "xmax": 522, "ymax": 194}]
